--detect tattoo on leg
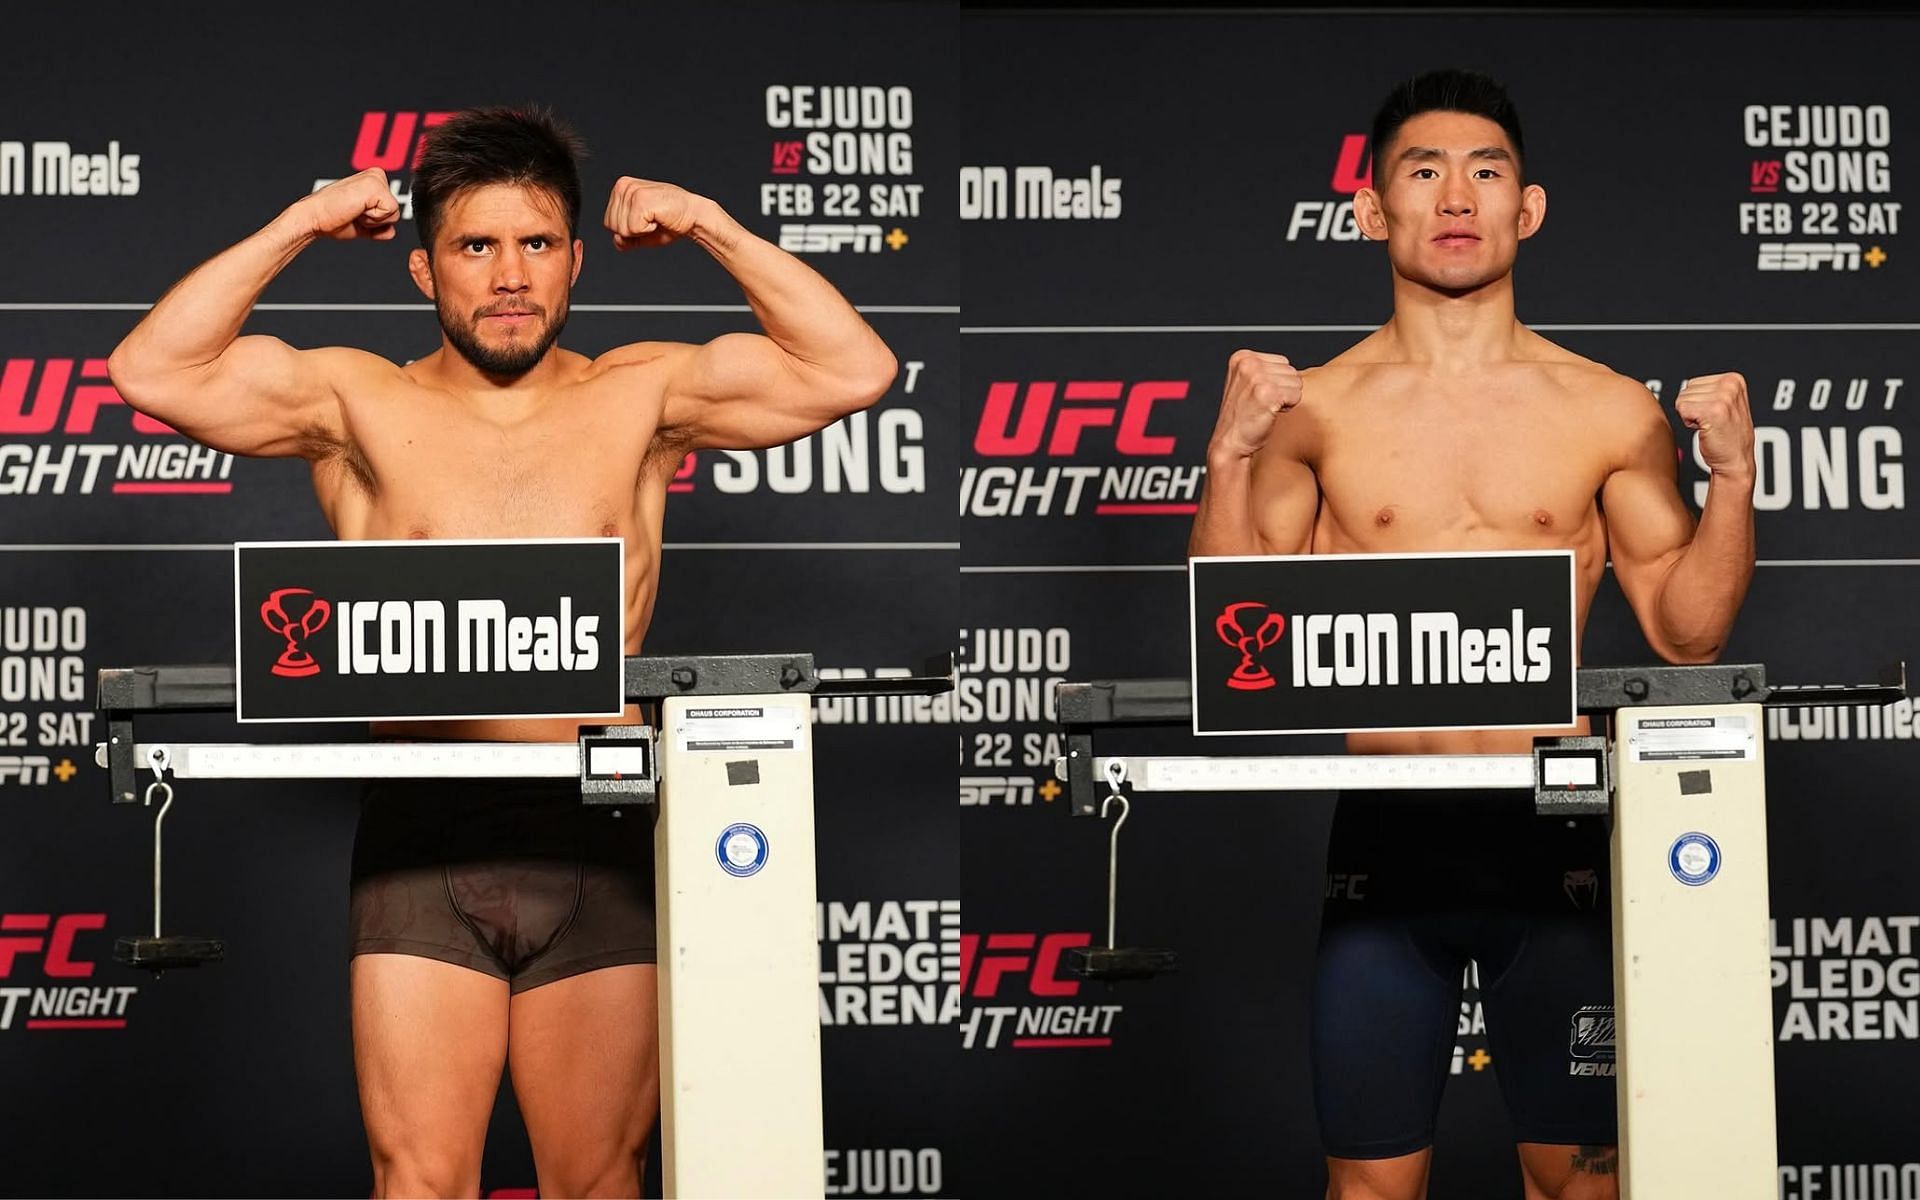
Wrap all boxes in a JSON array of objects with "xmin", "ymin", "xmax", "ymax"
[{"xmin": 1569, "ymin": 1144, "xmax": 1618, "ymax": 1176}]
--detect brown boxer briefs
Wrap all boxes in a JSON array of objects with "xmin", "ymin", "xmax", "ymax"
[{"xmin": 349, "ymin": 776, "xmax": 656, "ymax": 993}]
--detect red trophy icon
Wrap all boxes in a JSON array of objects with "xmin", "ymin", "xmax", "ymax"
[
  {"xmin": 260, "ymin": 588, "xmax": 331, "ymax": 678},
  {"xmin": 1215, "ymin": 601, "xmax": 1285, "ymax": 691}
]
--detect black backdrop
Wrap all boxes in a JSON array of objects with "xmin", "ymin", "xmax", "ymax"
[{"xmin": 2, "ymin": 5, "xmax": 1914, "ymax": 1198}]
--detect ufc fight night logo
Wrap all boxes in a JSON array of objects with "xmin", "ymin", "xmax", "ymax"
[
  {"xmin": 308, "ymin": 111, "xmax": 456, "ymax": 220},
  {"xmin": 1287, "ymin": 133, "xmax": 1371, "ymax": 242},
  {"xmin": 0, "ymin": 358, "xmax": 232, "ymax": 497},
  {"xmin": 0, "ymin": 913, "xmax": 138, "ymax": 1032},
  {"xmin": 963, "ymin": 381, "xmax": 1199, "ymax": 518},
  {"xmin": 958, "ymin": 930, "xmax": 1123, "ymax": 1050}
]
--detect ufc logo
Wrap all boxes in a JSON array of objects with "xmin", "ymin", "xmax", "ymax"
[
  {"xmin": 958, "ymin": 932, "xmax": 1089, "ymax": 998},
  {"xmin": 0, "ymin": 913, "xmax": 105, "ymax": 978},
  {"xmin": 975, "ymin": 381, "xmax": 1187, "ymax": 457},
  {"xmin": 1750, "ymin": 160, "xmax": 1783, "ymax": 192},
  {"xmin": 1326, "ymin": 872, "xmax": 1368, "ymax": 901},
  {"xmin": 1330, "ymin": 133, "xmax": 1372, "ymax": 194},
  {"xmin": 959, "ymin": 776, "xmax": 1035, "ymax": 806},
  {"xmin": 0, "ymin": 359, "xmax": 174, "ymax": 436},
  {"xmin": 770, "ymin": 140, "xmax": 803, "ymax": 175},
  {"xmin": 350, "ymin": 111, "xmax": 455, "ymax": 172},
  {"xmin": 0, "ymin": 756, "xmax": 50, "ymax": 784},
  {"xmin": 1757, "ymin": 242, "xmax": 1862, "ymax": 271}
]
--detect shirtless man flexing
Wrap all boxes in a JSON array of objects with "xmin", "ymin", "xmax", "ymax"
[
  {"xmin": 1188, "ymin": 71, "xmax": 1756, "ymax": 1200},
  {"xmin": 106, "ymin": 107, "xmax": 896, "ymax": 1198}
]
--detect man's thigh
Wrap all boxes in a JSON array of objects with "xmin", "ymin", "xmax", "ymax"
[
  {"xmin": 351, "ymin": 953, "xmax": 511, "ymax": 1191},
  {"xmin": 509, "ymin": 964, "xmax": 661, "ymax": 1190}
]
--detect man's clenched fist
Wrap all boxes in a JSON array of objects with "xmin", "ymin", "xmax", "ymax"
[{"xmin": 1209, "ymin": 349, "xmax": 1303, "ymax": 461}]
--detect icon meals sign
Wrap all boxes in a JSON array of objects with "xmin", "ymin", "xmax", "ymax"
[
  {"xmin": 1188, "ymin": 551, "xmax": 1578, "ymax": 736},
  {"xmin": 235, "ymin": 539, "xmax": 625, "ymax": 723}
]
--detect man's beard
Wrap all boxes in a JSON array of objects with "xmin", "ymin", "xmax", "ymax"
[{"xmin": 438, "ymin": 296, "xmax": 569, "ymax": 378}]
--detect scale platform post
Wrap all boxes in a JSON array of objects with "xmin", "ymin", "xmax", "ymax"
[
  {"xmin": 654, "ymin": 691, "xmax": 823, "ymax": 1199},
  {"xmin": 1611, "ymin": 702, "xmax": 1775, "ymax": 1196}
]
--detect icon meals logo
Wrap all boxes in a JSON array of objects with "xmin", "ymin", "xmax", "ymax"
[
  {"xmin": 1216, "ymin": 602, "xmax": 1284, "ymax": 691},
  {"xmin": 1216, "ymin": 604, "xmax": 1556, "ymax": 691},
  {"xmin": 261, "ymin": 588, "xmax": 330, "ymax": 678},
  {"xmin": 255, "ymin": 590, "xmax": 603, "ymax": 679}
]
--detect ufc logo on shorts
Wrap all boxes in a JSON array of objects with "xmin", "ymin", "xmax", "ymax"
[
  {"xmin": 0, "ymin": 359, "xmax": 173, "ymax": 435},
  {"xmin": 350, "ymin": 111, "xmax": 455, "ymax": 172},
  {"xmin": 0, "ymin": 914, "xmax": 105, "ymax": 978},
  {"xmin": 975, "ymin": 381, "xmax": 1188, "ymax": 457},
  {"xmin": 959, "ymin": 932, "xmax": 1090, "ymax": 998}
]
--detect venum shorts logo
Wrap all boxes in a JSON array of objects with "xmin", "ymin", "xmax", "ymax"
[
  {"xmin": 1216, "ymin": 602, "xmax": 1285, "ymax": 691},
  {"xmin": 1563, "ymin": 868, "xmax": 1599, "ymax": 911},
  {"xmin": 1568, "ymin": 1004, "xmax": 1616, "ymax": 1076}
]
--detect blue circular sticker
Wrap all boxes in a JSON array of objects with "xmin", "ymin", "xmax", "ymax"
[
  {"xmin": 1668, "ymin": 832, "xmax": 1721, "ymax": 887},
  {"xmin": 716, "ymin": 823, "xmax": 769, "ymax": 878}
]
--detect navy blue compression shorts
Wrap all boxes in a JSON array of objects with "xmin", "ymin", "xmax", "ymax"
[{"xmin": 1311, "ymin": 788, "xmax": 1618, "ymax": 1159}]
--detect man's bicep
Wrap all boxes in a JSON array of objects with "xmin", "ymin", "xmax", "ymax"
[
  {"xmin": 660, "ymin": 332, "xmax": 861, "ymax": 452},
  {"xmin": 1601, "ymin": 456, "xmax": 1697, "ymax": 611},
  {"xmin": 168, "ymin": 336, "xmax": 351, "ymax": 458},
  {"xmin": 1251, "ymin": 454, "xmax": 1320, "ymax": 555}
]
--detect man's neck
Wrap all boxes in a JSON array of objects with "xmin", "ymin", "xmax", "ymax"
[{"xmin": 1383, "ymin": 271, "xmax": 1525, "ymax": 373}]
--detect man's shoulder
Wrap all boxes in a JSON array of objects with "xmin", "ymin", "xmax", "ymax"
[
  {"xmin": 1525, "ymin": 343, "xmax": 1659, "ymax": 410},
  {"xmin": 1299, "ymin": 354, "xmax": 1385, "ymax": 393},
  {"xmin": 590, "ymin": 340, "xmax": 695, "ymax": 374},
  {"xmin": 308, "ymin": 344, "xmax": 409, "ymax": 384}
]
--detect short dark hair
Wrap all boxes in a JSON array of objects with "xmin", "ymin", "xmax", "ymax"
[
  {"xmin": 413, "ymin": 106, "xmax": 585, "ymax": 250},
  {"xmin": 1370, "ymin": 70, "xmax": 1526, "ymax": 183}
]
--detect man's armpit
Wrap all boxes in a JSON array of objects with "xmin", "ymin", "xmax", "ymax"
[{"xmin": 301, "ymin": 423, "xmax": 375, "ymax": 494}]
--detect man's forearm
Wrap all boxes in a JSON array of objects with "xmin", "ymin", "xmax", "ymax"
[
  {"xmin": 1189, "ymin": 453, "xmax": 1256, "ymax": 557},
  {"xmin": 685, "ymin": 198, "xmax": 891, "ymax": 379},
  {"xmin": 1656, "ymin": 471, "xmax": 1756, "ymax": 661},
  {"xmin": 112, "ymin": 207, "xmax": 316, "ymax": 380}
]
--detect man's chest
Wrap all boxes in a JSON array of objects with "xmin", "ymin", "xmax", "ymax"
[
  {"xmin": 1310, "ymin": 390, "xmax": 1612, "ymax": 542},
  {"xmin": 332, "ymin": 395, "xmax": 659, "ymax": 536}
]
